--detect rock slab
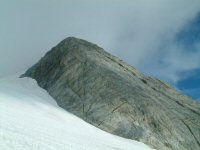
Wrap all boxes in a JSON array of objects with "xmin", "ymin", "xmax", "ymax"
[{"xmin": 22, "ymin": 37, "xmax": 200, "ymax": 150}]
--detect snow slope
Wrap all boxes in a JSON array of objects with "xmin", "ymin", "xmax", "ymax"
[{"xmin": 0, "ymin": 74, "xmax": 153, "ymax": 150}]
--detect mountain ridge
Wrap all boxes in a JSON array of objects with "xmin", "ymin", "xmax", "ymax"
[{"xmin": 22, "ymin": 37, "xmax": 200, "ymax": 150}]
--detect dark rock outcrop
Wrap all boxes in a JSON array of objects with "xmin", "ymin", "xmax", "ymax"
[{"xmin": 22, "ymin": 37, "xmax": 200, "ymax": 150}]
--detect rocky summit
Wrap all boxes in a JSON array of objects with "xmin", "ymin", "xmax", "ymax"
[{"xmin": 22, "ymin": 37, "xmax": 200, "ymax": 150}]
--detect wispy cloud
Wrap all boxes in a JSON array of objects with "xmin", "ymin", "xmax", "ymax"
[
  {"xmin": 144, "ymin": 40, "xmax": 200, "ymax": 83},
  {"xmin": 110, "ymin": 0, "xmax": 200, "ymax": 84}
]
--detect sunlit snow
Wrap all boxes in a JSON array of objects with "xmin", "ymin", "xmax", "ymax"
[{"xmin": 0, "ymin": 74, "xmax": 153, "ymax": 150}]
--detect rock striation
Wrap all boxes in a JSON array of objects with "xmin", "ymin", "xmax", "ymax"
[{"xmin": 22, "ymin": 37, "xmax": 200, "ymax": 150}]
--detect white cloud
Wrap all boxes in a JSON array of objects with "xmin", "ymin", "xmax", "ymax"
[
  {"xmin": 143, "ymin": 41, "xmax": 200, "ymax": 83},
  {"xmin": 0, "ymin": 0, "xmax": 200, "ymax": 84},
  {"xmin": 110, "ymin": 0, "xmax": 200, "ymax": 83}
]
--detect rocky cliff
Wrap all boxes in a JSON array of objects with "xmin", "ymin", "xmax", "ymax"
[{"xmin": 22, "ymin": 37, "xmax": 200, "ymax": 150}]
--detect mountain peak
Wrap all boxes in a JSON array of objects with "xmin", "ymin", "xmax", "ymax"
[
  {"xmin": 43, "ymin": 37, "xmax": 111, "ymax": 65},
  {"xmin": 22, "ymin": 37, "xmax": 200, "ymax": 150},
  {"xmin": 62, "ymin": 36, "xmax": 98, "ymax": 46},
  {"xmin": 56, "ymin": 36, "xmax": 102, "ymax": 53}
]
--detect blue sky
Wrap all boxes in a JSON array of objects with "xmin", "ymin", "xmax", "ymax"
[
  {"xmin": 177, "ymin": 68, "xmax": 200, "ymax": 100},
  {"xmin": 0, "ymin": 0, "xmax": 200, "ymax": 101},
  {"xmin": 175, "ymin": 14, "xmax": 200, "ymax": 100}
]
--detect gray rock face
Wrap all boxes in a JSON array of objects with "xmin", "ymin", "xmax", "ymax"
[{"xmin": 22, "ymin": 37, "xmax": 200, "ymax": 150}]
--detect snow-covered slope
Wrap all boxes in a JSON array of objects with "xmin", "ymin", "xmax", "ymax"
[{"xmin": 0, "ymin": 75, "xmax": 153, "ymax": 150}]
